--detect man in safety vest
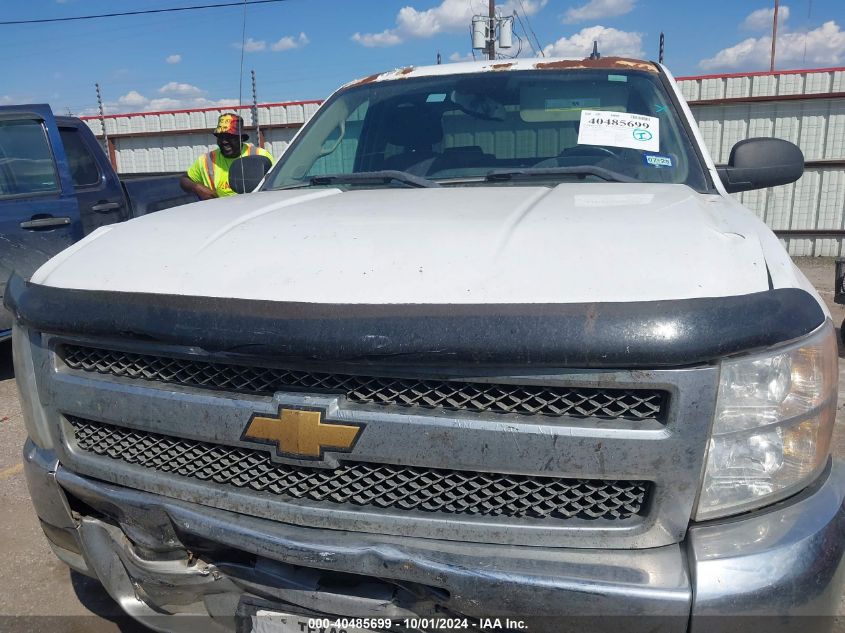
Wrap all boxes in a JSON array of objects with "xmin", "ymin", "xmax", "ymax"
[{"xmin": 180, "ymin": 112, "xmax": 274, "ymax": 199}]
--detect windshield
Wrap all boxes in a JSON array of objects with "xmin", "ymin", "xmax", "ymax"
[{"xmin": 263, "ymin": 69, "xmax": 712, "ymax": 191}]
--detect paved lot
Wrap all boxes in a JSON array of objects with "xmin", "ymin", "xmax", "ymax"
[{"xmin": 0, "ymin": 257, "xmax": 843, "ymax": 631}]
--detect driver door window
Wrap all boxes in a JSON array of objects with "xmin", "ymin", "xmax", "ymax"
[{"xmin": 0, "ymin": 119, "xmax": 59, "ymax": 198}]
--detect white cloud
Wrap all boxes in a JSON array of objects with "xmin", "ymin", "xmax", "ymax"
[
  {"xmin": 89, "ymin": 92, "xmax": 239, "ymax": 115},
  {"xmin": 515, "ymin": 0, "xmax": 547, "ymax": 12},
  {"xmin": 563, "ymin": 0, "xmax": 635, "ymax": 24},
  {"xmin": 117, "ymin": 90, "xmax": 148, "ymax": 107},
  {"xmin": 158, "ymin": 82, "xmax": 204, "ymax": 97},
  {"xmin": 742, "ymin": 5, "xmax": 790, "ymax": 31},
  {"xmin": 166, "ymin": 54, "xmax": 182, "ymax": 64},
  {"xmin": 394, "ymin": 0, "xmax": 470, "ymax": 39},
  {"xmin": 543, "ymin": 25, "xmax": 644, "ymax": 59},
  {"xmin": 699, "ymin": 20, "xmax": 845, "ymax": 71},
  {"xmin": 143, "ymin": 97, "xmax": 178, "ymax": 110},
  {"xmin": 237, "ymin": 33, "xmax": 308, "ymax": 52},
  {"xmin": 449, "ymin": 51, "xmax": 476, "ymax": 62},
  {"xmin": 271, "ymin": 32, "xmax": 309, "ymax": 51},
  {"xmin": 145, "ymin": 97, "xmax": 238, "ymax": 112},
  {"xmin": 352, "ymin": 0, "xmax": 546, "ymax": 47},
  {"xmin": 0, "ymin": 95, "xmax": 14, "ymax": 104},
  {"xmin": 240, "ymin": 37, "xmax": 267, "ymax": 52},
  {"xmin": 352, "ymin": 29, "xmax": 403, "ymax": 47}
]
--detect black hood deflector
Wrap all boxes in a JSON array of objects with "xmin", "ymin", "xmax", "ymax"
[{"xmin": 4, "ymin": 273, "xmax": 825, "ymax": 368}]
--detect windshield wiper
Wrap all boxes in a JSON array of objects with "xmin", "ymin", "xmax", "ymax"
[
  {"xmin": 485, "ymin": 166, "xmax": 638, "ymax": 184},
  {"xmin": 310, "ymin": 170, "xmax": 441, "ymax": 188}
]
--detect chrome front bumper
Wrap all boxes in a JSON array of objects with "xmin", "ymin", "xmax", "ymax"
[{"xmin": 24, "ymin": 440, "xmax": 845, "ymax": 633}]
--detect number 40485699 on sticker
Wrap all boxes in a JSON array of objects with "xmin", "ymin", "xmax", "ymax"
[{"xmin": 577, "ymin": 109, "xmax": 660, "ymax": 153}]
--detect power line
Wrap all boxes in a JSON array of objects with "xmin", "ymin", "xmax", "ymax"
[
  {"xmin": 513, "ymin": 10, "xmax": 537, "ymax": 56},
  {"xmin": 0, "ymin": 0, "xmax": 291, "ymax": 26},
  {"xmin": 516, "ymin": 0, "xmax": 543, "ymax": 56}
]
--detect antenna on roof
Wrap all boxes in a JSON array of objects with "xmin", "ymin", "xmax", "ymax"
[{"xmin": 589, "ymin": 41, "xmax": 600, "ymax": 60}]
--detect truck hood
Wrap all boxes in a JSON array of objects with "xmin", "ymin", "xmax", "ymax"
[{"xmin": 33, "ymin": 183, "xmax": 772, "ymax": 304}]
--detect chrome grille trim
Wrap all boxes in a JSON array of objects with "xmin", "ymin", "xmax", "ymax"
[
  {"xmin": 68, "ymin": 416, "xmax": 650, "ymax": 521},
  {"xmin": 61, "ymin": 345, "xmax": 667, "ymax": 421}
]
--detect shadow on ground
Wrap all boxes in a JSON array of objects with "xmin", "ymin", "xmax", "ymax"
[{"xmin": 71, "ymin": 572, "xmax": 154, "ymax": 633}]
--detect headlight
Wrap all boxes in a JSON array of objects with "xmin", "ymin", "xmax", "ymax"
[
  {"xmin": 696, "ymin": 321, "xmax": 837, "ymax": 520},
  {"xmin": 12, "ymin": 324, "xmax": 53, "ymax": 449}
]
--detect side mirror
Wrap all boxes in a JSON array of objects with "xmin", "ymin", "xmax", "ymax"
[
  {"xmin": 229, "ymin": 155, "xmax": 272, "ymax": 194},
  {"xmin": 717, "ymin": 138, "xmax": 804, "ymax": 193}
]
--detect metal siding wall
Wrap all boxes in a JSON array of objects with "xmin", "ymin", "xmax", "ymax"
[
  {"xmin": 115, "ymin": 133, "xmax": 215, "ymax": 174},
  {"xmin": 678, "ymin": 80, "xmax": 699, "ymax": 102},
  {"xmin": 85, "ymin": 103, "xmax": 316, "ymax": 173},
  {"xmin": 85, "ymin": 118, "xmax": 103, "ymax": 136},
  {"xmin": 263, "ymin": 127, "xmax": 298, "ymax": 159},
  {"xmin": 827, "ymin": 100, "xmax": 845, "ymax": 159},
  {"xmin": 679, "ymin": 67, "xmax": 845, "ymax": 256},
  {"xmin": 678, "ymin": 69, "xmax": 843, "ymax": 99}
]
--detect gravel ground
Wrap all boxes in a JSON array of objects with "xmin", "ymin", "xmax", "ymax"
[{"xmin": 0, "ymin": 257, "xmax": 843, "ymax": 630}]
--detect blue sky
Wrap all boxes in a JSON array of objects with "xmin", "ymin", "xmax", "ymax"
[{"xmin": 2, "ymin": 0, "xmax": 843, "ymax": 116}]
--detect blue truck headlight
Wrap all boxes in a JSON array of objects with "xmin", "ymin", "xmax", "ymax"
[{"xmin": 695, "ymin": 321, "xmax": 837, "ymax": 520}]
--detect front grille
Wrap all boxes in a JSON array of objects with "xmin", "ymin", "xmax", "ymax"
[
  {"xmin": 69, "ymin": 417, "xmax": 650, "ymax": 521},
  {"xmin": 61, "ymin": 345, "xmax": 667, "ymax": 421}
]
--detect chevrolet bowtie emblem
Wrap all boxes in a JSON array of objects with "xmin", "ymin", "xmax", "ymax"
[{"xmin": 242, "ymin": 406, "xmax": 363, "ymax": 460}]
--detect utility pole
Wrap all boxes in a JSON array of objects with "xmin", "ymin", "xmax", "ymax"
[
  {"xmin": 488, "ymin": 0, "xmax": 496, "ymax": 60},
  {"xmin": 251, "ymin": 69, "xmax": 262, "ymax": 148},
  {"xmin": 94, "ymin": 82, "xmax": 113, "ymax": 169},
  {"xmin": 471, "ymin": 4, "xmax": 512, "ymax": 59},
  {"xmin": 770, "ymin": 0, "xmax": 780, "ymax": 72}
]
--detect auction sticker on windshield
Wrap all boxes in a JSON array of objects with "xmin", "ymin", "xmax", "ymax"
[{"xmin": 577, "ymin": 110, "xmax": 660, "ymax": 152}]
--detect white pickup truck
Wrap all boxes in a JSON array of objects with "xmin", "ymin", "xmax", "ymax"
[{"xmin": 8, "ymin": 57, "xmax": 844, "ymax": 633}]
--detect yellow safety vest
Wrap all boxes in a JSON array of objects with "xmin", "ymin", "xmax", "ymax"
[{"xmin": 201, "ymin": 144, "xmax": 258, "ymax": 194}]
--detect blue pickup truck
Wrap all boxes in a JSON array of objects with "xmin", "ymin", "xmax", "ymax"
[{"xmin": 0, "ymin": 104, "xmax": 197, "ymax": 339}]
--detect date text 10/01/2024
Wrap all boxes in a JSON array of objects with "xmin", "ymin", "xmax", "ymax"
[{"xmin": 304, "ymin": 618, "xmax": 529, "ymax": 631}]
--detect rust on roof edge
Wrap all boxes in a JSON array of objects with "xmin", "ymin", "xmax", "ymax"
[
  {"xmin": 534, "ymin": 57, "xmax": 657, "ymax": 73},
  {"xmin": 350, "ymin": 72, "xmax": 382, "ymax": 87}
]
